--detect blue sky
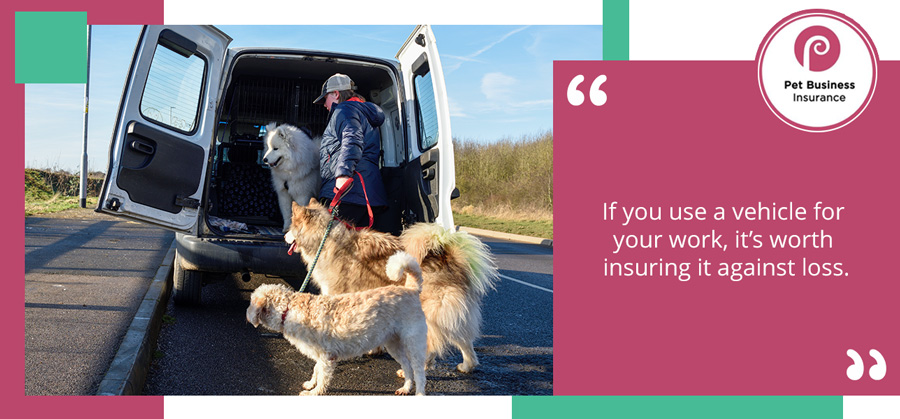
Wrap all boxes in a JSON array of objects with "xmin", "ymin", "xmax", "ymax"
[{"xmin": 24, "ymin": 25, "xmax": 602, "ymax": 172}]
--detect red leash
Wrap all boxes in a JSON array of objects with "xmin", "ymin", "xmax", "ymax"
[
  {"xmin": 287, "ymin": 172, "xmax": 372, "ymax": 255},
  {"xmin": 329, "ymin": 171, "xmax": 373, "ymax": 230}
]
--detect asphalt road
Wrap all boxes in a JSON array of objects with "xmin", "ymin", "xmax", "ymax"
[
  {"xmin": 143, "ymin": 235, "xmax": 553, "ymax": 396},
  {"xmin": 24, "ymin": 209, "xmax": 174, "ymax": 395}
]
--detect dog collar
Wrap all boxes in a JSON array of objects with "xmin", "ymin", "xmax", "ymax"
[{"xmin": 281, "ymin": 307, "xmax": 289, "ymax": 327}]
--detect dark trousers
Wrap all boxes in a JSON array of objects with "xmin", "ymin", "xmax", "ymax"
[{"xmin": 318, "ymin": 198, "xmax": 382, "ymax": 229}]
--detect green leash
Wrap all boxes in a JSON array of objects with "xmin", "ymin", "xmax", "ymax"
[
  {"xmin": 297, "ymin": 204, "xmax": 339, "ymax": 293},
  {"xmin": 293, "ymin": 179, "xmax": 357, "ymax": 293}
]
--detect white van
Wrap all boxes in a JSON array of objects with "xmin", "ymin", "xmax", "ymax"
[{"xmin": 97, "ymin": 25, "xmax": 458, "ymax": 305}]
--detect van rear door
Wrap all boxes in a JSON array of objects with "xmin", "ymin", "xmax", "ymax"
[
  {"xmin": 397, "ymin": 25, "xmax": 457, "ymax": 229},
  {"xmin": 97, "ymin": 26, "xmax": 231, "ymax": 234}
]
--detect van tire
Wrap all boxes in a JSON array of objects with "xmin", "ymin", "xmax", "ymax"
[{"xmin": 173, "ymin": 250, "xmax": 203, "ymax": 306}]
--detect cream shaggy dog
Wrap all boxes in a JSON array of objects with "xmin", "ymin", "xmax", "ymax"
[
  {"xmin": 246, "ymin": 251, "xmax": 427, "ymax": 396},
  {"xmin": 284, "ymin": 199, "xmax": 499, "ymax": 374},
  {"xmin": 262, "ymin": 122, "xmax": 321, "ymax": 232}
]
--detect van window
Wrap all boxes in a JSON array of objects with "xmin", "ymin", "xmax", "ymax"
[
  {"xmin": 414, "ymin": 70, "xmax": 439, "ymax": 150},
  {"xmin": 139, "ymin": 42, "xmax": 206, "ymax": 133}
]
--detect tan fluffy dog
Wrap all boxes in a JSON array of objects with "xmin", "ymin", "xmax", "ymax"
[
  {"xmin": 284, "ymin": 199, "xmax": 499, "ymax": 373},
  {"xmin": 246, "ymin": 251, "xmax": 427, "ymax": 395}
]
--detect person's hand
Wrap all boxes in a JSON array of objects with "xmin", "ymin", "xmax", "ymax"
[{"xmin": 335, "ymin": 176, "xmax": 352, "ymax": 192}]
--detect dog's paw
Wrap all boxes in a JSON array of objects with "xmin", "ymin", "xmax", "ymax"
[
  {"xmin": 396, "ymin": 368, "xmax": 405, "ymax": 379},
  {"xmin": 394, "ymin": 387, "xmax": 411, "ymax": 395},
  {"xmin": 456, "ymin": 362, "xmax": 477, "ymax": 374},
  {"xmin": 302, "ymin": 380, "xmax": 316, "ymax": 390},
  {"xmin": 301, "ymin": 386, "xmax": 327, "ymax": 395}
]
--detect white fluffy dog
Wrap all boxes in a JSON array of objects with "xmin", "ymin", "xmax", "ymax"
[
  {"xmin": 262, "ymin": 122, "xmax": 321, "ymax": 232},
  {"xmin": 246, "ymin": 251, "xmax": 428, "ymax": 396}
]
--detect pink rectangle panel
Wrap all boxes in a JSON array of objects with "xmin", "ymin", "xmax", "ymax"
[{"xmin": 553, "ymin": 61, "xmax": 900, "ymax": 396}]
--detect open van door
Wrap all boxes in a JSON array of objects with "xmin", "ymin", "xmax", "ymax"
[
  {"xmin": 397, "ymin": 25, "xmax": 457, "ymax": 229},
  {"xmin": 97, "ymin": 26, "xmax": 231, "ymax": 234}
]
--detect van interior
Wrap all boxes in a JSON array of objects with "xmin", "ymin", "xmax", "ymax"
[{"xmin": 206, "ymin": 52, "xmax": 410, "ymax": 239}]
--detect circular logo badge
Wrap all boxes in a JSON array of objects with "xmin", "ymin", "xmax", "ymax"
[
  {"xmin": 757, "ymin": 10, "xmax": 878, "ymax": 132},
  {"xmin": 794, "ymin": 26, "xmax": 840, "ymax": 72}
]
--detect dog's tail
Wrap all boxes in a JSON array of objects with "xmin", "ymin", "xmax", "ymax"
[
  {"xmin": 401, "ymin": 224, "xmax": 499, "ymax": 298},
  {"xmin": 386, "ymin": 251, "xmax": 424, "ymax": 291},
  {"xmin": 401, "ymin": 224, "xmax": 498, "ymax": 369}
]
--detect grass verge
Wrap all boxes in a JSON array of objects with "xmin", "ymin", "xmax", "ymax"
[
  {"xmin": 25, "ymin": 168, "xmax": 102, "ymax": 217},
  {"xmin": 26, "ymin": 195, "xmax": 99, "ymax": 217},
  {"xmin": 454, "ymin": 211, "xmax": 552, "ymax": 240}
]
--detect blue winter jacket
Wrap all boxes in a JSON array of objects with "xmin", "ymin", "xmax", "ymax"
[{"xmin": 318, "ymin": 99, "xmax": 388, "ymax": 208}]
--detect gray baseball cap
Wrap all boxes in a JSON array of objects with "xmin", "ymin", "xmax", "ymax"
[{"xmin": 313, "ymin": 73, "xmax": 356, "ymax": 104}]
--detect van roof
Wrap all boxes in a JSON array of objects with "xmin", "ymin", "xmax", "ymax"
[{"xmin": 228, "ymin": 47, "xmax": 401, "ymax": 68}]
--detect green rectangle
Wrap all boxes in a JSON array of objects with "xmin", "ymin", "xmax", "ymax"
[
  {"xmin": 512, "ymin": 396, "xmax": 842, "ymax": 419},
  {"xmin": 603, "ymin": 0, "xmax": 629, "ymax": 60},
  {"xmin": 15, "ymin": 12, "xmax": 88, "ymax": 83}
]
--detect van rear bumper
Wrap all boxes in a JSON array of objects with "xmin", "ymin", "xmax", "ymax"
[{"xmin": 175, "ymin": 233, "xmax": 307, "ymax": 277}]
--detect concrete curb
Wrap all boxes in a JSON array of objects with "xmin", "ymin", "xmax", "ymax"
[
  {"xmin": 96, "ymin": 240, "xmax": 176, "ymax": 396},
  {"xmin": 458, "ymin": 226, "xmax": 553, "ymax": 248}
]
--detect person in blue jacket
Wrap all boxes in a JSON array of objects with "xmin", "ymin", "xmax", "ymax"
[{"xmin": 313, "ymin": 73, "xmax": 388, "ymax": 228}]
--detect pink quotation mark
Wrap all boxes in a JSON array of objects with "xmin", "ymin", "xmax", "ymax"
[{"xmin": 794, "ymin": 26, "xmax": 840, "ymax": 72}]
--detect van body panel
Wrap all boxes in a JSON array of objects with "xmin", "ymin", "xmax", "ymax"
[
  {"xmin": 97, "ymin": 25, "xmax": 232, "ymax": 233},
  {"xmin": 397, "ymin": 25, "xmax": 455, "ymax": 228}
]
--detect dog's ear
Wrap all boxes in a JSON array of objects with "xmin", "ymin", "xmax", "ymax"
[
  {"xmin": 253, "ymin": 295, "xmax": 268, "ymax": 317},
  {"xmin": 249, "ymin": 294, "xmax": 265, "ymax": 312},
  {"xmin": 291, "ymin": 202, "xmax": 307, "ymax": 221},
  {"xmin": 308, "ymin": 197, "xmax": 319, "ymax": 207},
  {"xmin": 265, "ymin": 122, "xmax": 277, "ymax": 135},
  {"xmin": 282, "ymin": 128, "xmax": 292, "ymax": 148}
]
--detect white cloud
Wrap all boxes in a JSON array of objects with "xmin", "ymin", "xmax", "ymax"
[
  {"xmin": 520, "ymin": 99, "xmax": 553, "ymax": 107},
  {"xmin": 443, "ymin": 54, "xmax": 484, "ymax": 63},
  {"xmin": 443, "ymin": 26, "xmax": 529, "ymax": 74},
  {"xmin": 480, "ymin": 72, "xmax": 517, "ymax": 101},
  {"xmin": 478, "ymin": 73, "xmax": 551, "ymax": 113},
  {"xmin": 470, "ymin": 26, "xmax": 529, "ymax": 59},
  {"xmin": 448, "ymin": 96, "xmax": 469, "ymax": 118}
]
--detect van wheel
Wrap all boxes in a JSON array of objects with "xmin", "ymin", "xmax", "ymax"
[{"xmin": 173, "ymin": 251, "xmax": 203, "ymax": 306}]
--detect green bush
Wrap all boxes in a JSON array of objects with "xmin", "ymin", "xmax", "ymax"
[
  {"xmin": 25, "ymin": 169, "xmax": 105, "ymax": 216},
  {"xmin": 25, "ymin": 168, "xmax": 103, "ymax": 198},
  {"xmin": 453, "ymin": 132, "xmax": 553, "ymax": 219}
]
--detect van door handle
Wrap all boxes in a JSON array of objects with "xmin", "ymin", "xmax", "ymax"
[
  {"xmin": 130, "ymin": 140, "xmax": 156, "ymax": 155},
  {"xmin": 422, "ymin": 167, "xmax": 435, "ymax": 181}
]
